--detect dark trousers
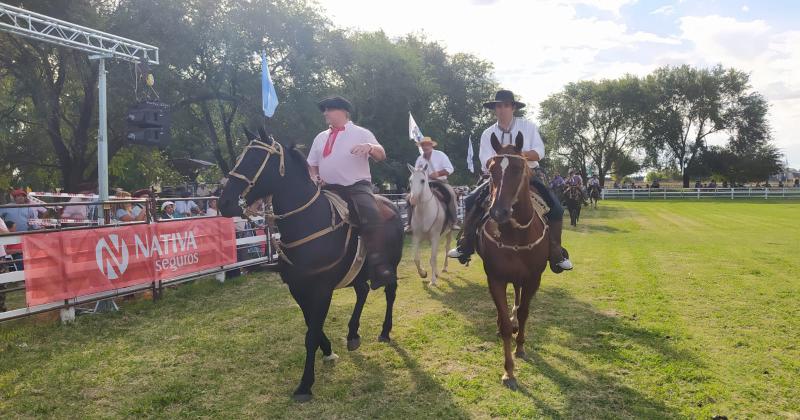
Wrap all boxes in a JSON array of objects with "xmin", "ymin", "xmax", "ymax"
[
  {"xmin": 464, "ymin": 178, "xmax": 563, "ymax": 221},
  {"xmin": 325, "ymin": 181, "xmax": 389, "ymax": 267}
]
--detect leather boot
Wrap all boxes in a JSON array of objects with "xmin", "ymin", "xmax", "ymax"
[
  {"xmin": 447, "ymin": 206, "xmax": 480, "ymax": 264},
  {"xmin": 548, "ymin": 218, "xmax": 573, "ymax": 273},
  {"xmin": 360, "ymin": 225, "xmax": 396, "ymax": 290}
]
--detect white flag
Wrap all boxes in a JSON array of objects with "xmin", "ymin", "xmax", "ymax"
[
  {"xmin": 466, "ymin": 135, "xmax": 475, "ymax": 173},
  {"xmin": 409, "ymin": 112, "xmax": 423, "ymax": 154}
]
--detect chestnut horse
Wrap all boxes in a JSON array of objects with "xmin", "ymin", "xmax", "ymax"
[{"xmin": 477, "ymin": 132, "xmax": 549, "ymax": 390}]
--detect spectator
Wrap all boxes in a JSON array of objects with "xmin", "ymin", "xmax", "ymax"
[
  {"xmin": 794, "ymin": 179, "xmax": 799, "ymax": 188},
  {"xmin": 694, "ymin": 180, "xmax": 702, "ymax": 188},
  {"xmin": 206, "ymin": 198, "xmax": 219, "ymax": 216},
  {"xmin": 114, "ymin": 191, "xmax": 147, "ymax": 222},
  {"xmin": 722, "ymin": 180, "xmax": 729, "ymax": 188},
  {"xmin": 160, "ymin": 201, "xmax": 177, "ymax": 219},
  {"xmin": 1, "ymin": 189, "xmax": 46, "ymax": 232},
  {"xmin": 3, "ymin": 220, "xmax": 22, "ymax": 271},
  {"xmin": 175, "ymin": 190, "xmax": 200, "ymax": 218},
  {"xmin": 651, "ymin": 180, "xmax": 661, "ymax": 189},
  {"xmin": 132, "ymin": 189, "xmax": 153, "ymax": 218}
]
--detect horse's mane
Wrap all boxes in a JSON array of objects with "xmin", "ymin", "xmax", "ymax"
[{"xmin": 285, "ymin": 142, "xmax": 312, "ymax": 182}]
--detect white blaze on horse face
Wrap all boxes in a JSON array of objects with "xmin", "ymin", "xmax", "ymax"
[{"xmin": 497, "ymin": 156, "xmax": 509, "ymax": 202}]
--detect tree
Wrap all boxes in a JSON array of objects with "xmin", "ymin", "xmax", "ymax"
[
  {"xmin": 539, "ymin": 76, "xmax": 643, "ymax": 186},
  {"xmin": 640, "ymin": 65, "xmax": 771, "ymax": 187}
]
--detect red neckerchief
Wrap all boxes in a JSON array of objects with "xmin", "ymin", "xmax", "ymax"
[{"xmin": 322, "ymin": 125, "xmax": 346, "ymax": 158}]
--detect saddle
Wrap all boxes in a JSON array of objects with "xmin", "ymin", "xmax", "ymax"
[
  {"xmin": 427, "ymin": 181, "xmax": 459, "ymax": 228},
  {"xmin": 274, "ymin": 189, "xmax": 366, "ymax": 290}
]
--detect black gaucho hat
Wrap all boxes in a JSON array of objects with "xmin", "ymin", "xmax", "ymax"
[
  {"xmin": 317, "ymin": 96, "xmax": 353, "ymax": 112},
  {"xmin": 483, "ymin": 89, "xmax": 526, "ymax": 110}
]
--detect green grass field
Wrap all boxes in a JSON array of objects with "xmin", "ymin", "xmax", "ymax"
[{"xmin": 1, "ymin": 201, "xmax": 799, "ymax": 419}]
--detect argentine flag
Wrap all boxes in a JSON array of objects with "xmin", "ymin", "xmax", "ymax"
[{"xmin": 261, "ymin": 52, "xmax": 279, "ymax": 117}]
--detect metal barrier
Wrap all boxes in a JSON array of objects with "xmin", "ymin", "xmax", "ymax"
[
  {"xmin": 601, "ymin": 187, "xmax": 800, "ymax": 200},
  {"xmin": 0, "ymin": 196, "xmax": 278, "ymax": 323}
]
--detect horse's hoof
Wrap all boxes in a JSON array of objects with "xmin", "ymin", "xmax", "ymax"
[
  {"xmin": 442, "ymin": 268, "xmax": 448, "ymax": 273},
  {"xmin": 347, "ymin": 337, "xmax": 361, "ymax": 351},
  {"xmin": 515, "ymin": 350, "xmax": 527, "ymax": 359},
  {"xmin": 323, "ymin": 353, "xmax": 339, "ymax": 363},
  {"xmin": 378, "ymin": 335, "xmax": 391, "ymax": 343},
  {"xmin": 512, "ymin": 325, "xmax": 519, "ymax": 335},
  {"xmin": 293, "ymin": 393, "xmax": 313, "ymax": 403},
  {"xmin": 502, "ymin": 375, "xmax": 518, "ymax": 390},
  {"xmin": 419, "ymin": 271, "xmax": 427, "ymax": 278}
]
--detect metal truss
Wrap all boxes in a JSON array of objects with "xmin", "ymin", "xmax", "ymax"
[{"xmin": 0, "ymin": 2, "xmax": 158, "ymax": 64}]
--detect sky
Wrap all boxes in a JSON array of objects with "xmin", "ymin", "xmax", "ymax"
[{"xmin": 314, "ymin": 0, "xmax": 800, "ymax": 168}]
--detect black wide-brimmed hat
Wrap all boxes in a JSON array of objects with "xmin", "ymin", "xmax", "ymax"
[
  {"xmin": 317, "ymin": 96, "xmax": 353, "ymax": 112},
  {"xmin": 483, "ymin": 89, "xmax": 526, "ymax": 110}
]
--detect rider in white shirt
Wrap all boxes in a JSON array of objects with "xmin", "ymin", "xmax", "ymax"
[
  {"xmin": 448, "ymin": 90, "xmax": 573, "ymax": 273},
  {"xmin": 407, "ymin": 137, "xmax": 458, "ymax": 231}
]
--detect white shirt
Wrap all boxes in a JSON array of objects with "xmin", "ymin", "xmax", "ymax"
[
  {"xmin": 479, "ymin": 117, "xmax": 545, "ymax": 172},
  {"xmin": 307, "ymin": 121, "xmax": 379, "ymax": 186},
  {"xmin": 414, "ymin": 150, "xmax": 454, "ymax": 181}
]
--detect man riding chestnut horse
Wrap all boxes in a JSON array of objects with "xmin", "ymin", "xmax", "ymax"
[{"xmin": 448, "ymin": 89, "xmax": 573, "ymax": 274}]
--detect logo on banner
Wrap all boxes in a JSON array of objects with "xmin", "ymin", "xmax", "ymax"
[{"xmin": 95, "ymin": 234, "xmax": 129, "ymax": 280}]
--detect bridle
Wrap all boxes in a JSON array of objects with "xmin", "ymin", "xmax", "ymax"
[
  {"xmin": 227, "ymin": 138, "xmax": 320, "ymax": 220},
  {"xmin": 482, "ymin": 153, "xmax": 548, "ymax": 251},
  {"xmin": 226, "ymin": 137, "xmax": 347, "ymax": 272},
  {"xmin": 228, "ymin": 138, "xmax": 285, "ymax": 207},
  {"xmin": 487, "ymin": 154, "xmax": 531, "ymax": 225}
]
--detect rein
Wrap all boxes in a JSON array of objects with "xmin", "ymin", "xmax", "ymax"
[{"xmin": 227, "ymin": 138, "xmax": 350, "ymax": 274}]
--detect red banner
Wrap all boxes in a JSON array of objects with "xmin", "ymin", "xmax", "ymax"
[{"xmin": 22, "ymin": 218, "xmax": 237, "ymax": 306}]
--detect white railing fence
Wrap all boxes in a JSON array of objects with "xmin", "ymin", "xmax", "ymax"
[{"xmin": 601, "ymin": 187, "xmax": 800, "ymax": 200}]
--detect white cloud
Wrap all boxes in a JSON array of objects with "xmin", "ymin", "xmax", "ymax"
[
  {"xmin": 313, "ymin": 0, "xmax": 800, "ymax": 165},
  {"xmin": 650, "ymin": 5, "xmax": 675, "ymax": 15},
  {"xmin": 676, "ymin": 16, "xmax": 800, "ymax": 162},
  {"xmin": 741, "ymin": 5, "xmax": 750, "ymax": 12}
]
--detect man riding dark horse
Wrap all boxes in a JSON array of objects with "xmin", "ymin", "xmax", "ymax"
[
  {"xmin": 567, "ymin": 169, "xmax": 589, "ymax": 206},
  {"xmin": 307, "ymin": 96, "xmax": 396, "ymax": 290},
  {"xmin": 447, "ymin": 89, "xmax": 573, "ymax": 273},
  {"xmin": 406, "ymin": 136, "xmax": 458, "ymax": 232}
]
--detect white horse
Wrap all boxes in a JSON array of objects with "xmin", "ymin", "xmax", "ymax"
[{"xmin": 407, "ymin": 163, "xmax": 453, "ymax": 286}]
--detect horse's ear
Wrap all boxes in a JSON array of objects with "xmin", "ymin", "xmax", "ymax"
[
  {"xmin": 407, "ymin": 163, "xmax": 415, "ymax": 173},
  {"xmin": 257, "ymin": 127, "xmax": 273, "ymax": 145},
  {"xmin": 515, "ymin": 132, "xmax": 524, "ymax": 152},
  {"xmin": 490, "ymin": 133, "xmax": 501, "ymax": 153},
  {"xmin": 243, "ymin": 126, "xmax": 257, "ymax": 141}
]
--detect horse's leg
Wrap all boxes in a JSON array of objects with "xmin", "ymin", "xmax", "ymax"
[
  {"xmin": 379, "ymin": 280, "xmax": 397, "ymax": 342},
  {"xmin": 514, "ymin": 280, "xmax": 539, "ymax": 359},
  {"xmin": 347, "ymin": 278, "xmax": 370, "ymax": 351},
  {"xmin": 429, "ymin": 230, "xmax": 441, "ymax": 286},
  {"xmin": 412, "ymin": 231, "xmax": 427, "ymax": 278},
  {"xmin": 510, "ymin": 285, "xmax": 520, "ymax": 334},
  {"xmin": 293, "ymin": 289, "xmax": 334, "ymax": 402},
  {"xmin": 488, "ymin": 279, "xmax": 517, "ymax": 390},
  {"xmin": 442, "ymin": 229, "xmax": 451, "ymax": 274}
]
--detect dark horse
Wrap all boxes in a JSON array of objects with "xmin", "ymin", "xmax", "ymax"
[
  {"xmin": 476, "ymin": 133, "xmax": 549, "ymax": 390},
  {"xmin": 588, "ymin": 184, "xmax": 601, "ymax": 209},
  {"xmin": 218, "ymin": 128, "xmax": 404, "ymax": 402},
  {"xmin": 562, "ymin": 185, "xmax": 583, "ymax": 226}
]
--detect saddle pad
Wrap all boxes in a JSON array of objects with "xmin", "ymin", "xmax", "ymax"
[{"xmin": 529, "ymin": 191, "xmax": 550, "ymax": 218}]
